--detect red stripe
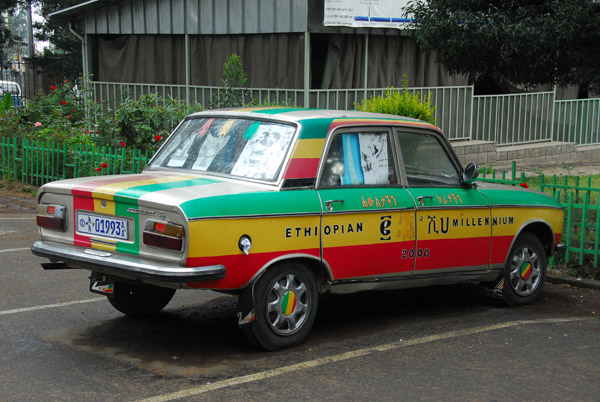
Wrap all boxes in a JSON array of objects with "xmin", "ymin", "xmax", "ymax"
[
  {"xmin": 283, "ymin": 158, "xmax": 320, "ymax": 179},
  {"xmin": 72, "ymin": 196, "xmax": 95, "ymax": 247},
  {"xmin": 415, "ymin": 237, "xmax": 491, "ymax": 271},
  {"xmin": 328, "ymin": 119, "xmax": 441, "ymax": 133},
  {"xmin": 325, "ymin": 241, "xmax": 415, "ymax": 279},
  {"xmin": 186, "ymin": 248, "xmax": 320, "ymax": 289}
]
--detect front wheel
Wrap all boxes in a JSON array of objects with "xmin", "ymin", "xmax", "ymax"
[
  {"xmin": 108, "ymin": 282, "xmax": 176, "ymax": 318},
  {"xmin": 502, "ymin": 232, "xmax": 547, "ymax": 306},
  {"xmin": 241, "ymin": 262, "xmax": 318, "ymax": 350}
]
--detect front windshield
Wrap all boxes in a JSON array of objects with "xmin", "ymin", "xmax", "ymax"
[{"xmin": 148, "ymin": 117, "xmax": 297, "ymax": 182}]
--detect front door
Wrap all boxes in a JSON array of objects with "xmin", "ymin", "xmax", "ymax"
[
  {"xmin": 317, "ymin": 128, "xmax": 417, "ymax": 281},
  {"xmin": 395, "ymin": 129, "xmax": 492, "ymax": 274}
]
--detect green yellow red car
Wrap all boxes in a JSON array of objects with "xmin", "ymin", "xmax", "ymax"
[{"xmin": 32, "ymin": 108, "xmax": 565, "ymax": 350}]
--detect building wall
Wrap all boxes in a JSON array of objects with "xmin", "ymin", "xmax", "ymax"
[{"xmin": 84, "ymin": 0, "xmax": 309, "ymax": 35}]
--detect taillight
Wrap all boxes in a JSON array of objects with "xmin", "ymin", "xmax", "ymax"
[
  {"xmin": 36, "ymin": 204, "xmax": 67, "ymax": 231},
  {"xmin": 143, "ymin": 220, "xmax": 184, "ymax": 251}
]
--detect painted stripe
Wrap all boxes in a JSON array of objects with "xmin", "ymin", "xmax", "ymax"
[
  {"xmin": 325, "ymin": 241, "xmax": 415, "ymax": 279},
  {"xmin": 0, "ymin": 298, "xmax": 104, "ymax": 316},
  {"xmin": 135, "ymin": 317, "xmax": 592, "ymax": 402},
  {"xmin": 283, "ymin": 158, "xmax": 320, "ymax": 179},
  {"xmin": 290, "ymin": 138, "xmax": 326, "ymax": 159},
  {"xmin": 0, "ymin": 247, "xmax": 31, "ymax": 253},
  {"xmin": 186, "ymin": 248, "xmax": 321, "ymax": 289}
]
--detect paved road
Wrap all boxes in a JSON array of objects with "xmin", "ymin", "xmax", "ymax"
[{"xmin": 1, "ymin": 213, "xmax": 599, "ymax": 401}]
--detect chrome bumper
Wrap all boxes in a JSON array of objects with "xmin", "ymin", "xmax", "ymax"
[{"xmin": 31, "ymin": 241, "xmax": 225, "ymax": 283}]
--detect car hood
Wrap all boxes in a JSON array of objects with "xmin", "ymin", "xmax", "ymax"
[{"xmin": 39, "ymin": 171, "xmax": 276, "ymax": 215}]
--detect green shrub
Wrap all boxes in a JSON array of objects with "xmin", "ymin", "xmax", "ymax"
[
  {"xmin": 356, "ymin": 77, "xmax": 436, "ymax": 124},
  {"xmin": 210, "ymin": 54, "xmax": 252, "ymax": 109},
  {"xmin": 95, "ymin": 93, "xmax": 200, "ymax": 151}
]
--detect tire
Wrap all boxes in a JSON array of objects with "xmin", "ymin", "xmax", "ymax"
[
  {"xmin": 108, "ymin": 282, "xmax": 176, "ymax": 318},
  {"xmin": 502, "ymin": 232, "xmax": 547, "ymax": 306},
  {"xmin": 241, "ymin": 262, "xmax": 318, "ymax": 350}
]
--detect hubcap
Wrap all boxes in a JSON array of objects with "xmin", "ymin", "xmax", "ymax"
[
  {"xmin": 508, "ymin": 246, "xmax": 541, "ymax": 296},
  {"xmin": 266, "ymin": 273, "xmax": 309, "ymax": 336}
]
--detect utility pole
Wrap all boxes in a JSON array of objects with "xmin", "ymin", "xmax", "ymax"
[{"xmin": 27, "ymin": 0, "xmax": 34, "ymax": 58}]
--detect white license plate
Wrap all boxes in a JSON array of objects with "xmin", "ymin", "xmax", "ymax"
[{"xmin": 76, "ymin": 212, "xmax": 129, "ymax": 240}]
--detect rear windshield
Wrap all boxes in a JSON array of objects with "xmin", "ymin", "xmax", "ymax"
[{"xmin": 147, "ymin": 117, "xmax": 297, "ymax": 182}]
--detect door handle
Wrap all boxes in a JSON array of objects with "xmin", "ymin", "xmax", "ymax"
[
  {"xmin": 325, "ymin": 199, "xmax": 344, "ymax": 211},
  {"xmin": 416, "ymin": 196, "xmax": 433, "ymax": 206}
]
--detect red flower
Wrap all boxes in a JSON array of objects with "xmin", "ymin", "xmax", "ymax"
[
  {"xmin": 67, "ymin": 114, "xmax": 72, "ymax": 120},
  {"xmin": 50, "ymin": 85, "xmax": 57, "ymax": 91},
  {"xmin": 520, "ymin": 182, "xmax": 529, "ymax": 189},
  {"xmin": 73, "ymin": 109, "xmax": 77, "ymax": 113},
  {"xmin": 86, "ymin": 130, "xmax": 89, "ymax": 134},
  {"xmin": 119, "ymin": 142, "xmax": 126, "ymax": 147},
  {"xmin": 61, "ymin": 100, "xmax": 67, "ymax": 105},
  {"xmin": 154, "ymin": 135, "xmax": 162, "ymax": 142},
  {"xmin": 95, "ymin": 167, "xmax": 102, "ymax": 172},
  {"xmin": 102, "ymin": 162, "xmax": 108, "ymax": 169}
]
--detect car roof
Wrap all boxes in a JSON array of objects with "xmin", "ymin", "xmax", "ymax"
[{"xmin": 187, "ymin": 107, "xmax": 441, "ymax": 133}]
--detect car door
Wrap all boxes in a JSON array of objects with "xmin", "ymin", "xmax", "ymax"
[
  {"xmin": 395, "ymin": 129, "xmax": 492, "ymax": 274},
  {"xmin": 317, "ymin": 127, "xmax": 417, "ymax": 281}
]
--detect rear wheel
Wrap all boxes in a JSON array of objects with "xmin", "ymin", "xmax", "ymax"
[
  {"xmin": 241, "ymin": 262, "xmax": 318, "ymax": 350},
  {"xmin": 108, "ymin": 282, "xmax": 176, "ymax": 317},
  {"xmin": 502, "ymin": 232, "xmax": 547, "ymax": 306}
]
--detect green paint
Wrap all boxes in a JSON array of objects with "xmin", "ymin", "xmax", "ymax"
[
  {"xmin": 115, "ymin": 200, "xmax": 140, "ymax": 255},
  {"xmin": 181, "ymin": 189, "xmax": 322, "ymax": 219}
]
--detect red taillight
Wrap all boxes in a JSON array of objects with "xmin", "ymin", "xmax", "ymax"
[
  {"xmin": 36, "ymin": 204, "xmax": 67, "ymax": 231},
  {"xmin": 143, "ymin": 220, "xmax": 184, "ymax": 251}
]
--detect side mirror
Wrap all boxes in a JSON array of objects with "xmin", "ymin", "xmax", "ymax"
[{"xmin": 461, "ymin": 162, "xmax": 479, "ymax": 188}]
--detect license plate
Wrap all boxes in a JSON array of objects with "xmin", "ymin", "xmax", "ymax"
[{"xmin": 76, "ymin": 212, "xmax": 129, "ymax": 240}]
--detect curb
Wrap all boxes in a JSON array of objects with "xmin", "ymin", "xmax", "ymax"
[{"xmin": 547, "ymin": 274, "xmax": 600, "ymax": 290}]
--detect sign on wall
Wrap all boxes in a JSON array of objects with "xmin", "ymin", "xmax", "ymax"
[{"xmin": 324, "ymin": 0, "xmax": 413, "ymax": 29}]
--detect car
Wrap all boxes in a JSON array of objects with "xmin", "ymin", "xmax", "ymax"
[
  {"xmin": 32, "ymin": 108, "xmax": 565, "ymax": 350},
  {"xmin": 0, "ymin": 80, "xmax": 22, "ymax": 106}
]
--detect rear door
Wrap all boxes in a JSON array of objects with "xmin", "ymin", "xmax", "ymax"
[
  {"xmin": 317, "ymin": 127, "xmax": 417, "ymax": 281},
  {"xmin": 395, "ymin": 129, "xmax": 492, "ymax": 274}
]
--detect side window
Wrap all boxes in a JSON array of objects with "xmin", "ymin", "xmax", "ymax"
[
  {"xmin": 397, "ymin": 131, "xmax": 460, "ymax": 187},
  {"xmin": 320, "ymin": 131, "xmax": 396, "ymax": 187}
]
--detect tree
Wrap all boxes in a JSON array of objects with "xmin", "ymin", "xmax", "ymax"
[
  {"xmin": 406, "ymin": 0, "xmax": 600, "ymax": 93},
  {"xmin": 33, "ymin": 0, "xmax": 86, "ymax": 82},
  {"xmin": 0, "ymin": 0, "xmax": 19, "ymax": 67}
]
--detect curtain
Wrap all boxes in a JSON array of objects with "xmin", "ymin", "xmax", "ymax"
[
  {"xmin": 320, "ymin": 34, "xmax": 468, "ymax": 89},
  {"xmin": 97, "ymin": 35, "xmax": 186, "ymax": 84},
  {"xmin": 190, "ymin": 33, "xmax": 305, "ymax": 88}
]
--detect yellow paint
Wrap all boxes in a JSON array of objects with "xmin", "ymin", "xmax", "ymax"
[
  {"xmin": 416, "ymin": 209, "xmax": 492, "ymax": 240},
  {"xmin": 322, "ymin": 211, "xmax": 415, "ymax": 248},
  {"xmin": 188, "ymin": 215, "xmax": 321, "ymax": 258},
  {"xmin": 218, "ymin": 119, "xmax": 235, "ymax": 137},
  {"xmin": 91, "ymin": 241, "xmax": 117, "ymax": 252},
  {"xmin": 290, "ymin": 138, "xmax": 326, "ymax": 159},
  {"xmin": 93, "ymin": 198, "xmax": 116, "ymax": 215},
  {"xmin": 491, "ymin": 207, "xmax": 564, "ymax": 236}
]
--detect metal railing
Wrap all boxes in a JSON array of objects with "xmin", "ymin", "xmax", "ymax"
[
  {"xmin": 89, "ymin": 81, "xmax": 599, "ymax": 147},
  {"xmin": 473, "ymin": 92, "xmax": 555, "ymax": 145},
  {"xmin": 554, "ymin": 98, "xmax": 600, "ymax": 145}
]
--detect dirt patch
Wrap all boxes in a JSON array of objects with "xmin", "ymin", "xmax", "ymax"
[{"xmin": 0, "ymin": 181, "xmax": 38, "ymax": 214}]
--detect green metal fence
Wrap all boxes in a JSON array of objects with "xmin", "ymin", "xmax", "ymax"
[
  {"xmin": 480, "ymin": 162, "xmax": 600, "ymax": 269},
  {"xmin": 1, "ymin": 138, "xmax": 153, "ymax": 186},
  {"xmin": 1, "ymin": 138, "xmax": 598, "ymax": 271}
]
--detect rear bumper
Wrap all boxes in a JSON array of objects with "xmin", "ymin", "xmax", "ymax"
[{"xmin": 31, "ymin": 241, "xmax": 225, "ymax": 283}]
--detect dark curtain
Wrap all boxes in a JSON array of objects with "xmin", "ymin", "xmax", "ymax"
[
  {"xmin": 190, "ymin": 33, "xmax": 305, "ymax": 88},
  {"xmin": 97, "ymin": 35, "xmax": 186, "ymax": 84},
  {"xmin": 95, "ymin": 33, "xmax": 305, "ymax": 89},
  {"xmin": 318, "ymin": 34, "xmax": 468, "ymax": 89}
]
